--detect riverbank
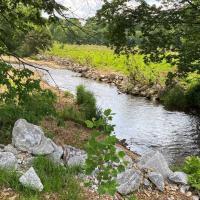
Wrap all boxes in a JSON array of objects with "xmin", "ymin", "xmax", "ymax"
[
  {"xmin": 32, "ymin": 54, "xmax": 164, "ymax": 102},
  {"xmin": 1, "ymin": 58, "xmax": 199, "ymax": 199}
]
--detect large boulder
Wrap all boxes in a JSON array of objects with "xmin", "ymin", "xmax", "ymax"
[
  {"xmin": 12, "ymin": 119, "xmax": 55, "ymax": 155},
  {"xmin": 148, "ymin": 172, "xmax": 165, "ymax": 192},
  {"xmin": 19, "ymin": 167, "xmax": 43, "ymax": 191},
  {"xmin": 0, "ymin": 152, "xmax": 17, "ymax": 170},
  {"xmin": 168, "ymin": 171, "xmax": 188, "ymax": 185},
  {"xmin": 139, "ymin": 150, "xmax": 172, "ymax": 178},
  {"xmin": 116, "ymin": 169, "xmax": 142, "ymax": 195}
]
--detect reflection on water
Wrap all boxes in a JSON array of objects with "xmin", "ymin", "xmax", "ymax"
[{"xmin": 41, "ymin": 66, "xmax": 200, "ymax": 164}]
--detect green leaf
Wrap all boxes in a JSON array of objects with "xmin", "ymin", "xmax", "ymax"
[{"xmin": 85, "ymin": 120, "xmax": 94, "ymax": 128}]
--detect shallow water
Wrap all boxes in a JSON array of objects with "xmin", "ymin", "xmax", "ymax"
[{"xmin": 40, "ymin": 66, "xmax": 200, "ymax": 164}]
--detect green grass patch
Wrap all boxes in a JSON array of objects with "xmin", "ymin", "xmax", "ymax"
[
  {"xmin": 0, "ymin": 157, "xmax": 85, "ymax": 200},
  {"xmin": 46, "ymin": 43, "xmax": 173, "ymax": 84}
]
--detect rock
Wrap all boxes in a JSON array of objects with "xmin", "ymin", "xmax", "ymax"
[
  {"xmin": 19, "ymin": 167, "xmax": 43, "ymax": 191},
  {"xmin": 192, "ymin": 196, "xmax": 200, "ymax": 200},
  {"xmin": 148, "ymin": 172, "xmax": 165, "ymax": 192},
  {"xmin": 139, "ymin": 150, "xmax": 172, "ymax": 178},
  {"xmin": 186, "ymin": 191, "xmax": 192, "ymax": 197},
  {"xmin": 12, "ymin": 119, "xmax": 55, "ymax": 155},
  {"xmin": 168, "ymin": 171, "xmax": 188, "ymax": 185},
  {"xmin": 116, "ymin": 169, "xmax": 142, "ymax": 195},
  {"xmin": 63, "ymin": 145, "xmax": 87, "ymax": 166},
  {"xmin": 143, "ymin": 178, "xmax": 151, "ymax": 187},
  {"xmin": 67, "ymin": 154, "xmax": 87, "ymax": 167},
  {"xmin": 31, "ymin": 138, "xmax": 55, "ymax": 156},
  {"xmin": 0, "ymin": 152, "xmax": 17, "ymax": 170},
  {"xmin": 180, "ymin": 185, "xmax": 190, "ymax": 194},
  {"xmin": 48, "ymin": 144, "xmax": 63, "ymax": 164},
  {"xmin": 4, "ymin": 144, "xmax": 18, "ymax": 155}
]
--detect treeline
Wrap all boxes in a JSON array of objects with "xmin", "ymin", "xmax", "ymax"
[{"xmin": 48, "ymin": 17, "xmax": 108, "ymax": 45}]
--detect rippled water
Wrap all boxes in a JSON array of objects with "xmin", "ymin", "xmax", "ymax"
[{"xmin": 40, "ymin": 66, "xmax": 200, "ymax": 164}]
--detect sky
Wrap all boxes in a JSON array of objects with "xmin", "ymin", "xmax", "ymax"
[{"xmin": 56, "ymin": 0, "xmax": 158, "ymax": 20}]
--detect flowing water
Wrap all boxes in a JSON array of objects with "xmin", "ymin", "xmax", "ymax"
[{"xmin": 39, "ymin": 66, "xmax": 200, "ymax": 164}]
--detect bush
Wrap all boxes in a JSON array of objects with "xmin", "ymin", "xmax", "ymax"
[
  {"xmin": 161, "ymin": 85, "xmax": 187, "ymax": 110},
  {"xmin": 76, "ymin": 85, "xmax": 99, "ymax": 120},
  {"xmin": 185, "ymin": 82, "xmax": 200, "ymax": 109},
  {"xmin": 183, "ymin": 156, "xmax": 200, "ymax": 190},
  {"xmin": 0, "ymin": 90, "xmax": 56, "ymax": 144}
]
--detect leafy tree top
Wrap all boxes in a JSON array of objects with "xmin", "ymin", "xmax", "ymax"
[{"xmin": 97, "ymin": 0, "xmax": 200, "ymax": 75}]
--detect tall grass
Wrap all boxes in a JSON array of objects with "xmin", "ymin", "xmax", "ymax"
[
  {"xmin": 46, "ymin": 42, "xmax": 173, "ymax": 84},
  {"xmin": 59, "ymin": 85, "xmax": 100, "ymax": 124},
  {"xmin": 0, "ymin": 157, "xmax": 84, "ymax": 200}
]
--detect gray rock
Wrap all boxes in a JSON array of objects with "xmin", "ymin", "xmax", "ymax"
[
  {"xmin": 63, "ymin": 145, "xmax": 87, "ymax": 167},
  {"xmin": 168, "ymin": 171, "xmax": 188, "ymax": 185},
  {"xmin": 116, "ymin": 169, "xmax": 142, "ymax": 195},
  {"xmin": 19, "ymin": 167, "xmax": 43, "ymax": 191},
  {"xmin": 143, "ymin": 178, "xmax": 151, "ymax": 187},
  {"xmin": 180, "ymin": 185, "xmax": 190, "ymax": 194},
  {"xmin": 12, "ymin": 119, "xmax": 55, "ymax": 155},
  {"xmin": 32, "ymin": 138, "xmax": 55, "ymax": 155},
  {"xmin": 67, "ymin": 154, "xmax": 87, "ymax": 167},
  {"xmin": 4, "ymin": 144, "xmax": 18, "ymax": 155},
  {"xmin": 148, "ymin": 172, "xmax": 165, "ymax": 192},
  {"xmin": 48, "ymin": 144, "xmax": 63, "ymax": 164},
  {"xmin": 139, "ymin": 150, "xmax": 172, "ymax": 178},
  {"xmin": 192, "ymin": 196, "xmax": 199, "ymax": 200},
  {"xmin": 0, "ymin": 152, "xmax": 17, "ymax": 170}
]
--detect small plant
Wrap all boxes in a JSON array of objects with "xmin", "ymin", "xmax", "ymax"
[
  {"xmin": 76, "ymin": 85, "xmax": 98, "ymax": 120},
  {"xmin": 85, "ymin": 109, "xmax": 126, "ymax": 196},
  {"xmin": 183, "ymin": 156, "xmax": 200, "ymax": 190}
]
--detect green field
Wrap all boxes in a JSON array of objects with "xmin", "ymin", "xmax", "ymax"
[{"xmin": 46, "ymin": 43, "xmax": 173, "ymax": 84}]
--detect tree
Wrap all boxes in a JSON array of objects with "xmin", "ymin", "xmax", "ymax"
[
  {"xmin": 0, "ymin": 0, "xmax": 65, "ymax": 57},
  {"xmin": 97, "ymin": 0, "xmax": 200, "ymax": 76}
]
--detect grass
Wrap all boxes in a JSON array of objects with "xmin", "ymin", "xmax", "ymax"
[
  {"xmin": 46, "ymin": 42, "xmax": 173, "ymax": 84},
  {"xmin": 0, "ymin": 157, "xmax": 85, "ymax": 200}
]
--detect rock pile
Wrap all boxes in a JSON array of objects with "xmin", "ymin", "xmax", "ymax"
[{"xmin": 0, "ymin": 119, "xmax": 199, "ymax": 199}]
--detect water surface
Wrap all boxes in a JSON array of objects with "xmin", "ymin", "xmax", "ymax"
[{"xmin": 40, "ymin": 66, "xmax": 200, "ymax": 164}]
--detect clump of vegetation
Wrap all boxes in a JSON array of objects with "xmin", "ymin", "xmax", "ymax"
[
  {"xmin": 161, "ymin": 81, "xmax": 200, "ymax": 111},
  {"xmin": 183, "ymin": 156, "xmax": 200, "ymax": 190},
  {"xmin": 161, "ymin": 85, "xmax": 187, "ymax": 110},
  {"xmin": 85, "ymin": 109, "xmax": 126, "ymax": 196},
  {"xmin": 59, "ymin": 85, "xmax": 100, "ymax": 124},
  {"xmin": 76, "ymin": 85, "xmax": 98, "ymax": 120},
  {"xmin": 0, "ymin": 157, "xmax": 84, "ymax": 200},
  {"xmin": 0, "ymin": 62, "xmax": 56, "ymax": 144}
]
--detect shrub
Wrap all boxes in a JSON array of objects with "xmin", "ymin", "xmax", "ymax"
[
  {"xmin": 76, "ymin": 85, "xmax": 98, "ymax": 120},
  {"xmin": 0, "ymin": 90, "xmax": 56, "ymax": 144},
  {"xmin": 183, "ymin": 156, "xmax": 200, "ymax": 190},
  {"xmin": 85, "ymin": 109, "xmax": 126, "ymax": 196},
  {"xmin": 161, "ymin": 85, "xmax": 187, "ymax": 110},
  {"xmin": 185, "ymin": 82, "xmax": 200, "ymax": 109}
]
